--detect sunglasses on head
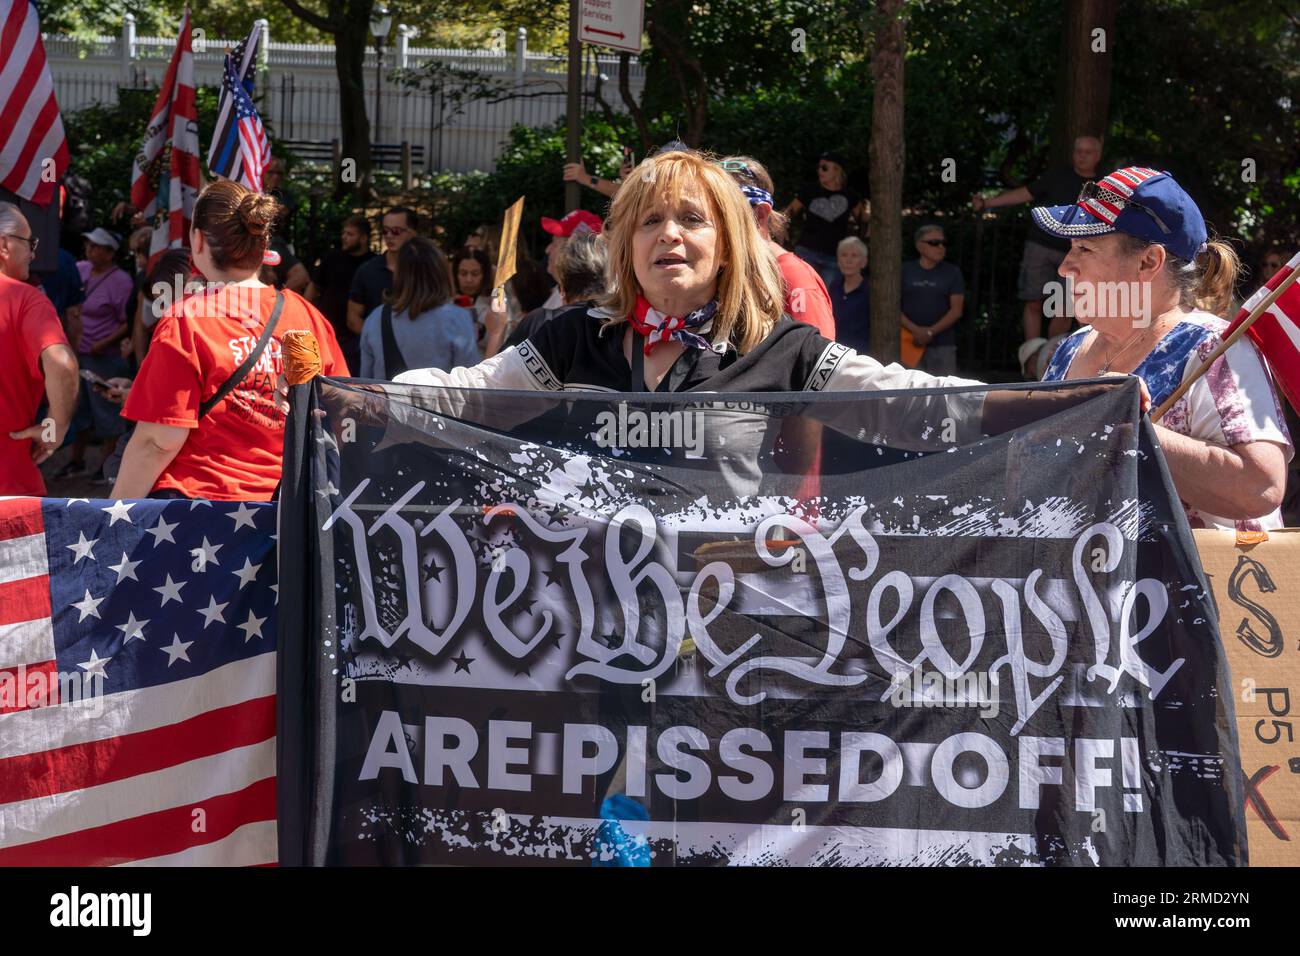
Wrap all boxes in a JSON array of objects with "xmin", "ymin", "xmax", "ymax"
[
  {"xmin": 717, "ymin": 159, "xmax": 757, "ymax": 182},
  {"xmin": 1079, "ymin": 181, "xmax": 1171, "ymax": 235}
]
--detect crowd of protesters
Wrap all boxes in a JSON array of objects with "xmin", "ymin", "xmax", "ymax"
[{"xmin": 0, "ymin": 134, "xmax": 1294, "ymax": 530}]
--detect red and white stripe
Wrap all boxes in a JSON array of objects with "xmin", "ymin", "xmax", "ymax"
[
  {"xmin": 1226, "ymin": 250, "xmax": 1300, "ymax": 411},
  {"xmin": 129, "ymin": 8, "xmax": 201, "ymax": 264},
  {"xmin": 1079, "ymin": 167, "xmax": 1161, "ymax": 225},
  {"xmin": 237, "ymin": 117, "xmax": 270, "ymax": 193},
  {"xmin": 0, "ymin": 1, "xmax": 69, "ymax": 205},
  {"xmin": 0, "ymin": 498, "xmax": 56, "ymax": 715}
]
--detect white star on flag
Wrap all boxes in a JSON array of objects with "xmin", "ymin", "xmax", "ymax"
[
  {"xmin": 77, "ymin": 648, "xmax": 111, "ymax": 679},
  {"xmin": 192, "ymin": 536, "xmax": 223, "ymax": 569},
  {"xmin": 232, "ymin": 557, "xmax": 262, "ymax": 589},
  {"xmin": 238, "ymin": 610, "xmax": 267, "ymax": 642},
  {"xmin": 72, "ymin": 589, "xmax": 104, "ymax": 622},
  {"xmin": 154, "ymin": 574, "xmax": 186, "ymax": 606},
  {"xmin": 115, "ymin": 611, "xmax": 150, "ymax": 643},
  {"xmin": 108, "ymin": 552, "xmax": 142, "ymax": 583},
  {"xmin": 189, "ymin": 498, "xmax": 213, "ymax": 510},
  {"xmin": 197, "ymin": 595, "xmax": 229, "ymax": 628},
  {"xmin": 227, "ymin": 502, "xmax": 259, "ymax": 531},
  {"xmin": 161, "ymin": 634, "xmax": 194, "ymax": 666},
  {"xmin": 66, "ymin": 531, "xmax": 97, "ymax": 563},
  {"xmin": 146, "ymin": 516, "xmax": 179, "ymax": 546},
  {"xmin": 102, "ymin": 500, "xmax": 135, "ymax": 525}
]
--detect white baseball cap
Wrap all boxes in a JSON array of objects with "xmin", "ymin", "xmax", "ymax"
[{"xmin": 82, "ymin": 227, "xmax": 121, "ymax": 250}]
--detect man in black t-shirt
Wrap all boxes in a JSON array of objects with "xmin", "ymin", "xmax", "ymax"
[
  {"xmin": 347, "ymin": 206, "xmax": 419, "ymax": 344},
  {"xmin": 901, "ymin": 225, "xmax": 966, "ymax": 376},
  {"xmin": 307, "ymin": 216, "xmax": 376, "ymax": 375},
  {"xmin": 972, "ymin": 135, "xmax": 1103, "ymax": 342},
  {"xmin": 784, "ymin": 151, "xmax": 865, "ymax": 289}
]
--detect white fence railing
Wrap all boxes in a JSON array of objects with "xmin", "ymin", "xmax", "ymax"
[{"xmin": 46, "ymin": 16, "xmax": 644, "ymax": 173}]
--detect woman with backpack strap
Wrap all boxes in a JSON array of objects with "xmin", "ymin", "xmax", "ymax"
[
  {"xmin": 113, "ymin": 180, "xmax": 347, "ymax": 501},
  {"xmin": 358, "ymin": 236, "xmax": 479, "ymax": 379}
]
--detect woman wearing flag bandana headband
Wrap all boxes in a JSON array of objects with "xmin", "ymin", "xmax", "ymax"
[{"xmin": 1033, "ymin": 166, "xmax": 1291, "ymax": 531}]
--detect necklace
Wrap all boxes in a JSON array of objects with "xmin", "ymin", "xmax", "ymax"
[{"xmin": 1096, "ymin": 321, "xmax": 1165, "ymax": 374}]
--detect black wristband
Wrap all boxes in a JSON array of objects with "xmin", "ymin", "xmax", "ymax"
[{"xmin": 589, "ymin": 176, "xmax": 599, "ymax": 186}]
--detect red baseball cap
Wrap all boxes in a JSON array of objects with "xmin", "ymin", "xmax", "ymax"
[{"xmin": 540, "ymin": 209, "xmax": 603, "ymax": 238}]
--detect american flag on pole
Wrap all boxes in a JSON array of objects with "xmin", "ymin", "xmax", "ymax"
[
  {"xmin": 0, "ymin": 1, "xmax": 69, "ymax": 205},
  {"xmin": 1225, "ymin": 250, "xmax": 1300, "ymax": 410},
  {"xmin": 208, "ymin": 23, "xmax": 271, "ymax": 192},
  {"xmin": 0, "ymin": 497, "xmax": 278, "ymax": 866},
  {"xmin": 130, "ymin": 7, "xmax": 201, "ymax": 264}
]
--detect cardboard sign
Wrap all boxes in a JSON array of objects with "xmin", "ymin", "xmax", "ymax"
[
  {"xmin": 1195, "ymin": 529, "xmax": 1300, "ymax": 866},
  {"xmin": 579, "ymin": 0, "xmax": 644, "ymax": 54},
  {"xmin": 492, "ymin": 196, "xmax": 525, "ymax": 310}
]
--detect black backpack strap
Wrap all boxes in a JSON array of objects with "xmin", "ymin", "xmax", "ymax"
[
  {"xmin": 199, "ymin": 291, "xmax": 286, "ymax": 420},
  {"xmin": 379, "ymin": 302, "xmax": 409, "ymax": 378}
]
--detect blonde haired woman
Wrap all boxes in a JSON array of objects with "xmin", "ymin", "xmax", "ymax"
[{"xmin": 389, "ymin": 148, "xmax": 967, "ymax": 398}]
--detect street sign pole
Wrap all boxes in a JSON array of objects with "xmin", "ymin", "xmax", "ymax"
[{"xmin": 565, "ymin": 0, "xmax": 582, "ymax": 211}]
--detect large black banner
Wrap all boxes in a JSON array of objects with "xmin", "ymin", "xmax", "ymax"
[{"xmin": 278, "ymin": 376, "xmax": 1247, "ymax": 866}]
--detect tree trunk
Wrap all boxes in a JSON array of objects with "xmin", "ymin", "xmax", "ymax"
[
  {"xmin": 334, "ymin": 16, "xmax": 373, "ymax": 198},
  {"xmin": 645, "ymin": 0, "xmax": 709, "ymax": 146},
  {"xmin": 1053, "ymin": 0, "xmax": 1115, "ymax": 163},
  {"xmin": 868, "ymin": 0, "xmax": 905, "ymax": 365},
  {"xmin": 280, "ymin": 0, "xmax": 375, "ymax": 198}
]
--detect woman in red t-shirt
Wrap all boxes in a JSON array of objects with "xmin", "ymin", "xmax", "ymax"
[{"xmin": 113, "ymin": 180, "xmax": 347, "ymax": 501}]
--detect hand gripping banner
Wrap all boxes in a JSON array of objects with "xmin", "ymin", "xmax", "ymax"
[{"xmin": 277, "ymin": 373, "xmax": 1247, "ymax": 866}]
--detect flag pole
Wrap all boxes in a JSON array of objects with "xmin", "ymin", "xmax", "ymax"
[{"xmin": 1151, "ymin": 265, "xmax": 1300, "ymax": 422}]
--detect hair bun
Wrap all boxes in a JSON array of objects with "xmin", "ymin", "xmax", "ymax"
[{"xmin": 238, "ymin": 192, "xmax": 280, "ymax": 239}]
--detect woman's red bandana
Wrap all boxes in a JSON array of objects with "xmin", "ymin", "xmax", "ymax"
[{"xmin": 627, "ymin": 294, "xmax": 718, "ymax": 354}]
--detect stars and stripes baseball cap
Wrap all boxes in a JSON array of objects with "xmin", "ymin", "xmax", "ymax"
[{"xmin": 1030, "ymin": 166, "xmax": 1208, "ymax": 262}]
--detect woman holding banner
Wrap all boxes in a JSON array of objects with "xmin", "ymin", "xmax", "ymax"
[
  {"xmin": 1032, "ymin": 167, "xmax": 1291, "ymax": 531},
  {"xmin": 280, "ymin": 148, "xmax": 1122, "ymax": 489},
  {"xmin": 388, "ymin": 148, "xmax": 974, "ymax": 399}
]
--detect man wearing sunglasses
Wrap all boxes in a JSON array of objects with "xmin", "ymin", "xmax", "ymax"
[
  {"xmin": 347, "ymin": 206, "xmax": 419, "ymax": 336},
  {"xmin": 973, "ymin": 134, "xmax": 1103, "ymax": 343},
  {"xmin": 0, "ymin": 203, "xmax": 79, "ymax": 494},
  {"xmin": 901, "ymin": 224, "xmax": 965, "ymax": 375}
]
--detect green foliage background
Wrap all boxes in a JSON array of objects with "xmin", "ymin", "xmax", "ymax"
[{"xmin": 51, "ymin": 0, "xmax": 1300, "ymax": 372}]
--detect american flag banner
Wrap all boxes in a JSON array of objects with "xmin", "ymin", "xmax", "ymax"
[
  {"xmin": 0, "ymin": 1, "xmax": 69, "ymax": 205},
  {"xmin": 0, "ymin": 497, "xmax": 278, "ymax": 866},
  {"xmin": 208, "ymin": 23, "xmax": 271, "ymax": 192},
  {"xmin": 129, "ymin": 7, "xmax": 201, "ymax": 264},
  {"xmin": 1225, "ymin": 250, "xmax": 1300, "ymax": 410}
]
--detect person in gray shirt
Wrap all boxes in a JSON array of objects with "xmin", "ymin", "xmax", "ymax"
[{"xmin": 359, "ymin": 237, "xmax": 480, "ymax": 379}]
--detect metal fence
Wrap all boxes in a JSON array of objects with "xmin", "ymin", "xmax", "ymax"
[{"xmin": 45, "ymin": 17, "xmax": 644, "ymax": 173}]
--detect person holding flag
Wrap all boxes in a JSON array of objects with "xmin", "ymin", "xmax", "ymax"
[{"xmin": 1034, "ymin": 166, "xmax": 1291, "ymax": 531}]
